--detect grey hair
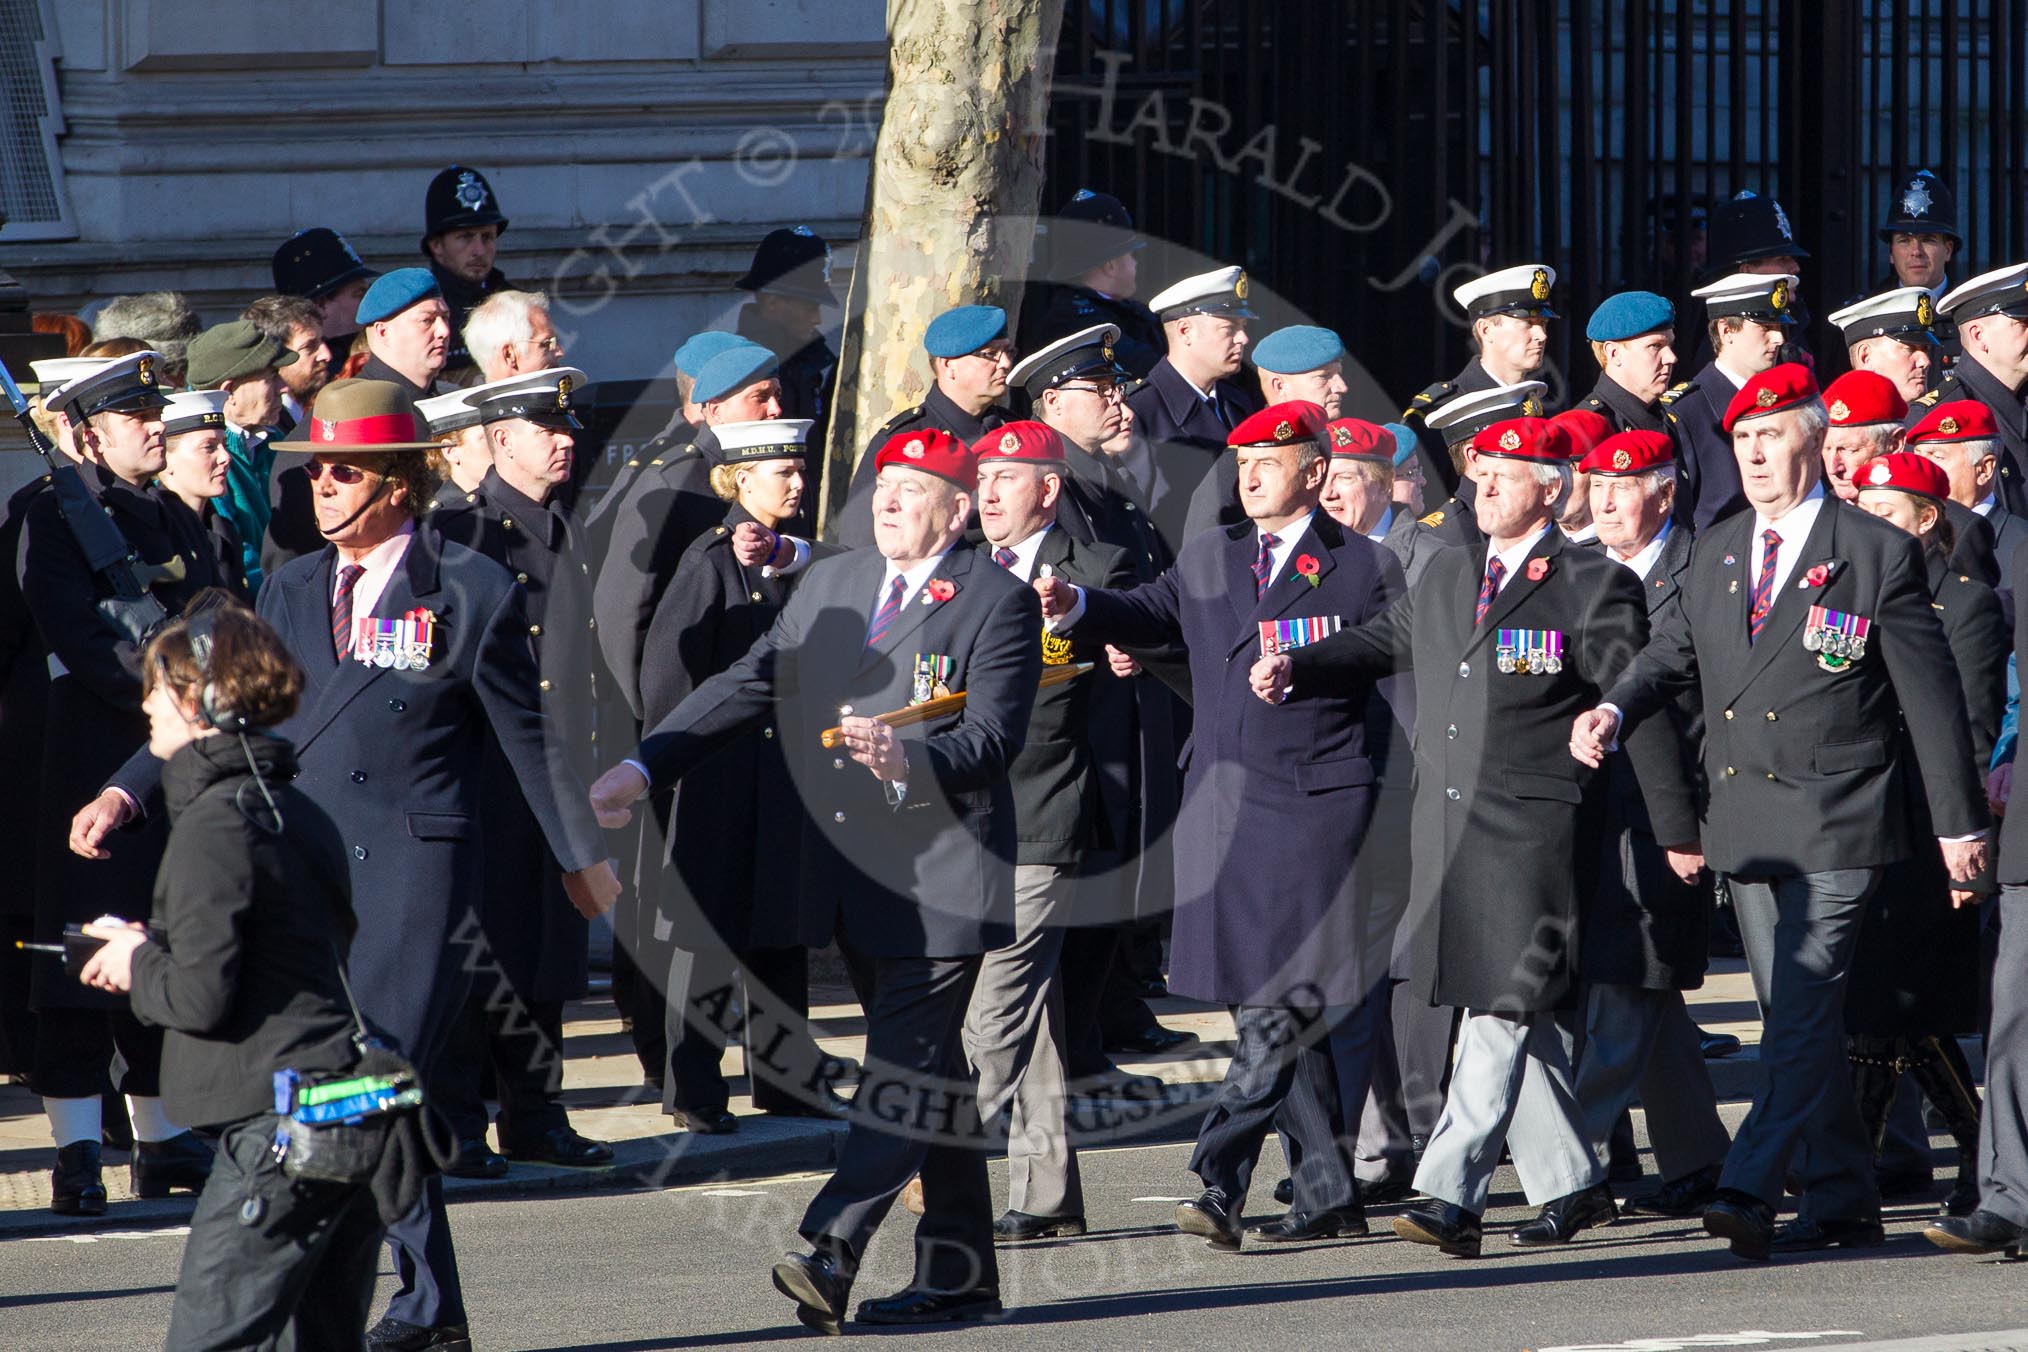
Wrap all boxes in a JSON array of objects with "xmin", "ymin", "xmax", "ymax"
[
  {"xmin": 1786, "ymin": 397, "xmax": 1829, "ymax": 440},
  {"xmin": 462, "ymin": 290, "xmax": 550, "ymax": 364},
  {"xmin": 93, "ymin": 292, "xmax": 202, "ymax": 380},
  {"xmin": 1958, "ymin": 436, "xmax": 2001, "ymax": 465},
  {"xmin": 1851, "ymin": 421, "xmax": 1904, "ymax": 455},
  {"xmin": 1530, "ymin": 459, "xmax": 1574, "ymax": 512}
]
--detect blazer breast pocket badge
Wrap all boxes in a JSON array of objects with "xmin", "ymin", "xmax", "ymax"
[
  {"xmin": 1259, "ymin": 616, "xmax": 1343, "ymax": 655},
  {"xmin": 1803, "ymin": 605, "xmax": 1869, "ymax": 672},
  {"xmin": 1497, "ymin": 628, "xmax": 1564, "ymax": 675},
  {"xmin": 911, "ymin": 652, "xmax": 953, "ymax": 704}
]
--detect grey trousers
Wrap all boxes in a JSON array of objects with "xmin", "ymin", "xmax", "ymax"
[
  {"xmin": 1351, "ymin": 986, "xmax": 1418, "ymax": 1183},
  {"xmin": 1722, "ymin": 869, "xmax": 1882, "ymax": 1219},
  {"xmin": 962, "ymin": 863, "xmax": 1082, "ymax": 1218},
  {"xmin": 1977, "ymin": 885, "xmax": 2028, "ymax": 1225},
  {"xmin": 1575, "ymin": 983, "xmax": 1731, "ymax": 1182},
  {"xmin": 1413, "ymin": 1008, "xmax": 1601, "ymax": 1213}
]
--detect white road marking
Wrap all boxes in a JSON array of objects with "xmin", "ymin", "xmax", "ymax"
[{"xmin": 27, "ymin": 1226, "xmax": 191, "ymax": 1244}]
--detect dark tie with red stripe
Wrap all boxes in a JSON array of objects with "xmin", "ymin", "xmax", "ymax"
[
  {"xmin": 993, "ymin": 546, "xmax": 1018, "ymax": 570},
  {"xmin": 1254, "ymin": 533, "xmax": 1280, "ymax": 598},
  {"xmin": 1748, "ymin": 528, "xmax": 1782, "ymax": 642},
  {"xmin": 866, "ymin": 575, "xmax": 908, "ymax": 646},
  {"xmin": 1475, "ymin": 557, "xmax": 1506, "ymax": 626},
  {"xmin": 331, "ymin": 563, "xmax": 363, "ymax": 660}
]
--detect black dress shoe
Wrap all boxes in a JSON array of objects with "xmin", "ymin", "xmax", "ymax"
[
  {"xmin": 993, "ymin": 1209, "xmax": 1086, "ymax": 1241},
  {"xmin": 759, "ymin": 1092, "xmax": 852, "ymax": 1120},
  {"xmin": 1511, "ymin": 1183, "xmax": 1619, "ymax": 1246},
  {"xmin": 1702, "ymin": 1189, "xmax": 1775, "ymax": 1262},
  {"xmin": 131, "ymin": 1132, "xmax": 213, "ymax": 1199},
  {"xmin": 855, "ymin": 1285, "xmax": 1003, "ymax": 1325},
  {"xmin": 443, "ymin": 1137, "xmax": 509, "ymax": 1180},
  {"xmin": 1250, "ymin": 1207, "xmax": 1369, "ymax": 1241},
  {"xmin": 1106, "ymin": 1024, "xmax": 1195, "ymax": 1055},
  {"xmin": 501, "ymin": 1125, "xmax": 614, "ymax": 1169},
  {"xmin": 50, "ymin": 1141, "xmax": 106, "ymax": 1216},
  {"xmin": 1926, "ymin": 1209, "xmax": 2027, "ymax": 1257},
  {"xmin": 671, "ymin": 1107, "xmax": 738, "ymax": 1135},
  {"xmin": 772, "ymin": 1249, "xmax": 852, "ymax": 1336},
  {"xmin": 1625, "ymin": 1163, "xmax": 1721, "ymax": 1218},
  {"xmin": 1082, "ymin": 1069, "xmax": 1167, "ymax": 1100},
  {"xmin": 1135, "ymin": 975, "xmax": 1170, "ymax": 999},
  {"xmin": 1771, "ymin": 1215, "xmax": 1885, "ymax": 1252},
  {"xmin": 1361, "ymin": 1172, "xmax": 1417, "ymax": 1206},
  {"xmin": 1700, "ymin": 1031, "xmax": 1743, "ymax": 1059},
  {"xmin": 1876, "ymin": 1163, "xmax": 1935, "ymax": 1199},
  {"xmin": 1391, "ymin": 1200, "xmax": 1483, "ymax": 1257},
  {"xmin": 365, "ymin": 1315, "xmax": 473, "ymax": 1350},
  {"xmin": 1174, "ymin": 1191, "xmax": 1243, "ymax": 1251},
  {"xmin": 1273, "ymin": 1176, "xmax": 1293, "ymax": 1206}
]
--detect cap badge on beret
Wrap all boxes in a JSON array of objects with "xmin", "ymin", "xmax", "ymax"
[
  {"xmin": 1756, "ymin": 388, "xmax": 1778, "ymax": 409},
  {"xmin": 1829, "ymin": 400, "xmax": 1850, "ymax": 422},
  {"xmin": 998, "ymin": 430, "xmax": 1020, "ymax": 452},
  {"xmin": 1867, "ymin": 460, "xmax": 1894, "ymax": 486},
  {"xmin": 1612, "ymin": 448, "xmax": 1632, "ymax": 471},
  {"xmin": 903, "ymin": 438, "xmax": 925, "ymax": 459},
  {"xmin": 1940, "ymin": 416, "xmax": 1960, "ymax": 436},
  {"xmin": 138, "ymin": 356, "xmax": 156, "ymax": 387},
  {"xmin": 1234, "ymin": 273, "xmax": 1249, "ymax": 300},
  {"xmin": 1498, "ymin": 429, "xmax": 1521, "ymax": 451},
  {"xmin": 1530, "ymin": 269, "xmax": 1550, "ymax": 301},
  {"xmin": 455, "ymin": 170, "xmax": 488, "ymax": 213},
  {"xmin": 1274, "ymin": 420, "xmax": 1294, "ymax": 441},
  {"xmin": 1916, "ymin": 294, "xmax": 1934, "ymax": 326},
  {"xmin": 1331, "ymin": 425, "xmax": 1353, "ymax": 447},
  {"xmin": 1770, "ymin": 279, "xmax": 1790, "ymax": 311},
  {"xmin": 1902, "ymin": 179, "xmax": 1934, "ymax": 218}
]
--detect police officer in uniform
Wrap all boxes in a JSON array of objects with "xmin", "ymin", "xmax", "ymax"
[
  {"xmin": 1829, "ymin": 287, "xmax": 1941, "ymax": 402},
  {"xmin": 1019, "ymin": 189, "xmax": 1165, "ymax": 379},
  {"xmin": 1126, "ymin": 265, "xmax": 1262, "ymax": 551},
  {"xmin": 1662, "ymin": 272, "xmax": 1798, "ymax": 530},
  {"xmin": 835, "ymin": 305, "xmax": 1014, "ymax": 550},
  {"xmin": 1878, "ymin": 169, "xmax": 1963, "ymax": 377},
  {"xmin": 1694, "ymin": 191, "xmax": 1812, "ymax": 368},
  {"xmin": 428, "ymin": 369, "xmax": 613, "ymax": 1174},
  {"xmin": 733, "ymin": 228, "xmax": 840, "ymax": 516},
  {"xmin": 1914, "ymin": 264, "xmax": 2028, "ymax": 514},
  {"xmin": 27, "ymin": 353, "xmax": 223, "ymax": 1213},
  {"xmin": 271, "ymin": 226, "xmax": 378, "ymax": 368},
  {"xmin": 421, "ymin": 165, "xmax": 515, "ymax": 378}
]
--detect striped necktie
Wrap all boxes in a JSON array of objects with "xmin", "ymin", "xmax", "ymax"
[
  {"xmin": 332, "ymin": 564, "xmax": 363, "ymax": 660},
  {"xmin": 1254, "ymin": 533, "xmax": 1280, "ymax": 597},
  {"xmin": 1475, "ymin": 557, "xmax": 1506, "ymax": 626},
  {"xmin": 993, "ymin": 546, "xmax": 1018, "ymax": 570},
  {"xmin": 866, "ymin": 575, "xmax": 908, "ymax": 646},
  {"xmin": 1748, "ymin": 528, "xmax": 1782, "ymax": 642}
]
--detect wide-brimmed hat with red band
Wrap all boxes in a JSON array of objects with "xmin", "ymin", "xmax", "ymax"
[
  {"xmin": 1856, "ymin": 450, "xmax": 1951, "ymax": 501},
  {"xmin": 1908, "ymin": 399, "xmax": 1999, "ymax": 446},
  {"xmin": 1472, "ymin": 417, "xmax": 1571, "ymax": 463},
  {"xmin": 973, "ymin": 420, "xmax": 1066, "ymax": 464},
  {"xmin": 1721, "ymin": 361, "xmax": 1820, "ymax": 433},
  {"xmin": 873, "ymin": 426, "xmax": 976, "ymax": 488},
  {"xmin": 288, "ymin": 378, "xmax": 439, "ymax": 451}
]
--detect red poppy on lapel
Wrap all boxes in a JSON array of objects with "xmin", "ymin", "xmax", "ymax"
[
  {"xmin": 1803, "ymin": 563, "xmax": 1830, "ymax": 588},
  {"xmin": 1295, "ymin": 554, "xmax": 1321, "ymax": 587},
  {"xmin": 1526, "ymin": 557, "xmax": 1551, "ymax": 582},
  {"xmin": 927, "ymin": 578, "xmax": 955, "ymax": 602}
]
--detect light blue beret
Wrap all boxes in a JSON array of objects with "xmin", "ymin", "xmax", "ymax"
[
  {"xmin": 690, "ymin": 341, "xmax": 778, "ymax": 404},
  {"xmin": 1251, "ymin": 324, "xmax": 1345, "ymax": 374},
  {"xmin": 1384, "ymin": 421, "xmax": 1418, "ymax": 469},
  {"xmin": 1586, "ymin": 291, "xmax": 1676, "ymax": 343},
  {"xmin": 673, "ymin": 330, "xmax": 746, "ymax": 376},
  {"xmin": 923, "ymin": 305, "xmax": 1008, "ymax": 359},
  {"xmin": 356, "ymin": 268, "xmax": 443, "ymax": 325}
]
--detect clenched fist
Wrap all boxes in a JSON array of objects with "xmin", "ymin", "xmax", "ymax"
[{"xmin": 1250, "ymin": 654, "xmax": 1293, "ymax": 704}]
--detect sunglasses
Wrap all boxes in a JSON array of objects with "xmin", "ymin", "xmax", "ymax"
[{"xmin": 302, "ymin": 461, "xmax": 381, "ymax": 485}]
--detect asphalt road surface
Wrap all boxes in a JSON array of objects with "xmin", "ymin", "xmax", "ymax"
[{"xmin": 4, "ymin": 1137, "xmax": 2024, "ymax": 1351}]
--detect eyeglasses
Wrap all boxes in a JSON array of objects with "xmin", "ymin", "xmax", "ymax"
[
  {"xmin": 520, "ymin": 335, "xmax": 564, "ymax": 355},
  {"xmin": 1057, "ymin": 382, "xmax": 1123, "ymax": 402},
  {"xmin": 963, "ymin": 346, "xmax": 1016, "ymax": 367},
  {"xmin": 302, "ymin": 461, "xmax": 381, "ymax": 485}
]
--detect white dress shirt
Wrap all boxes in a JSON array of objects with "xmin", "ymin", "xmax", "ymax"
[
  {"xmin": 989, "ymin": 524, "xmax": 1053, "ymax": 583},
  {"xmin": 1611, "ymin": 519, "xmax": 1675, "ymax": 581},
  {"xmin": 1748, "ymin": 482, "xmax": 1827, "ymax": 597},
  {"xmin": 872, "ymin": 552, "xmax": 951, "ymax": 623},
  {"xmin": 334, "ymin": 520, "xmax": 417, "ymax": 621},
  {"xmin": 1480, "ymin": 522, "xmax": 1555, "ymax": 594}
]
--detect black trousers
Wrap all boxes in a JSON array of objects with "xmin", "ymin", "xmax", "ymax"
[
  {"xmin": 166, "ymin": 1113, "xmax": 382, "ymax": 1352},
  {"xmin": 436, "ymin": 994, "xmax": 569, "ymax": 1146},
  {"xmin": 1191, "ymin": 1001, "xmax": 1357, "ymax": 1213},
  {"xmin": 1390, "ymin": 979, "xmax": 1460, "ymax": 1140},
  {"xmin": 32, "ymin": 1006, "xmax": 162, "ymax": 1099},
  {"xmin": 663, "ymin": 944, "xmax": 820, "ymax": 1116},
  {"xmin": 803, "ymin": 949, "xmax": 996, "ymax": 1294},
  {"xmin": 1057, "ymin": 925, "xmax": 1121, "ymax": 1079}
]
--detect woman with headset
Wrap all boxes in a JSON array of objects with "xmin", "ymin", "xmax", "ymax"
[{"xmin": 76, "ymin": 593, "xmax": 382, "ymax": 1348}]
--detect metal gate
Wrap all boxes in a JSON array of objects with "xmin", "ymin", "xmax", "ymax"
[{"xmin": 1045, "ymin": 1, "xmax": 2028, "ymax": 409}]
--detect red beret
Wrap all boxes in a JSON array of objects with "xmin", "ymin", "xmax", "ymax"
[
  {"xmin": 1820, "ymin": 370, "xmax": 1907, "ymax": 427},
  {"xmin": 1856, "ymin": 450, "xmax": 1951, "ymax": 500},
  {"xmin": 1908, "ymin": 399, "xmax": 1999, "ymax": 445},
  {"xmin": 1721, "ymin": 361, "xmax": 1820, "ymax": 433},
  {"xmin": 1229, "ymin": 400, "xmax": 1325, "ymax": 449},
  {"xmin": 1550, "ymin": 408, "xmax": 1615, "ymax": 462},
  {"xmin": 973, "ymin": 419, "xmax": 1064, "ymax": 464},
  {"xmin": 1580, "ymin": 430, "xmax": 1676, "ymax": 477},
  {"xmin": 1324, "ymin": 417, "xmax": 1392, "ymax": 460},
  {"xmin": 873, "ymin": 426, "xmax": 976, "ymax": 488},
  {"xmin": 1473, "ymin": 417, "xmax": 1570, "ymax": 463}
]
